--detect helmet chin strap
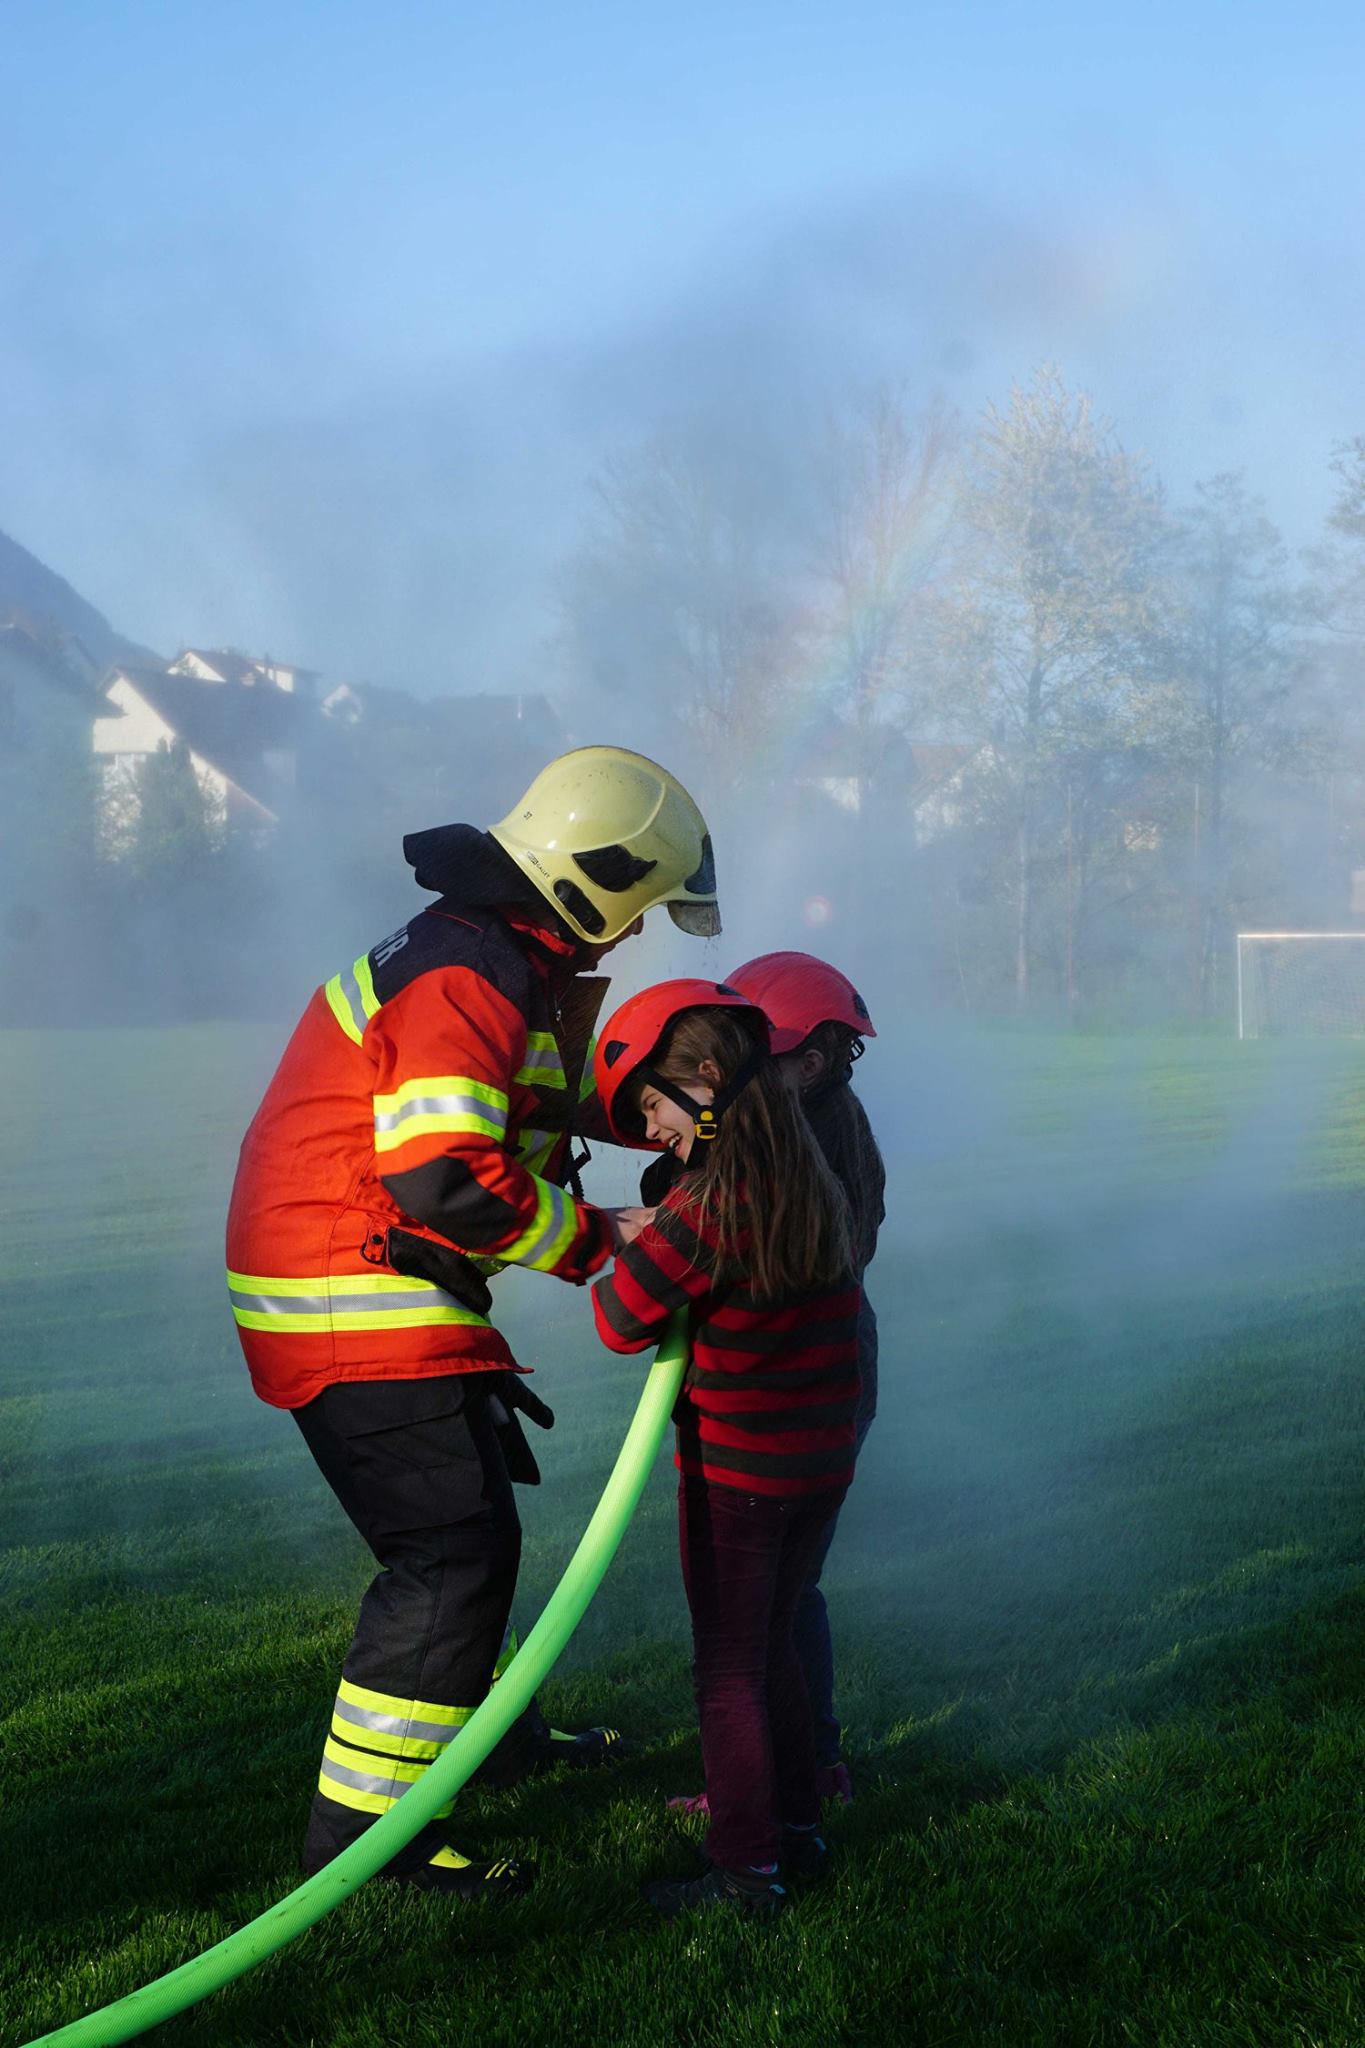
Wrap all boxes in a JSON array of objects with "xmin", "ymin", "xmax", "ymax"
[{"xmin": 641, "ymin": 1048, "xmax": 768, "ymax": 1145}]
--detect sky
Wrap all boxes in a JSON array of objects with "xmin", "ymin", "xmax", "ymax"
[{"xmin": 3, "ymin": 0, "xmax": 1364, "ymax": 690}]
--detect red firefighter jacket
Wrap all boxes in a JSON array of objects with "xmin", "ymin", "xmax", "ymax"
[{"xmin": 226, "ymin": 839, "xmax": 613, "ymax": 1410}]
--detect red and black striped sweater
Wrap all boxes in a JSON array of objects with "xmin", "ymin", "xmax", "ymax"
[{"xmin": 592, "ymin": 1185, "xmax": 860, "ymax": 1497}]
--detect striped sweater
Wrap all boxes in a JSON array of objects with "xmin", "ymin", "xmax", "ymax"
[{"xmin": 592, "ymin": 1186, "xmax": 860, "ymax": 1497}]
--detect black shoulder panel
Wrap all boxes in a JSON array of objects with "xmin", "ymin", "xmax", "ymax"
[{"xmin": 364, "ymin": 901, "xmax": 537, "ymax": 1015}]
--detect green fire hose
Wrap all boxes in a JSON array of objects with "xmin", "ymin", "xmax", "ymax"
[{"xmin": 28, "ymin": 1316, "xmax": 688, "ymax": 2048}]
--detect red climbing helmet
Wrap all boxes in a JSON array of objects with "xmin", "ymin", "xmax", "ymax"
[
  {"xmin": 593, "ymin": 978, "xmax": 770, "ymax": 1146},
  {"xmin": 724, "ymin": 951, "xmax": 876, "ymax": 1056}
]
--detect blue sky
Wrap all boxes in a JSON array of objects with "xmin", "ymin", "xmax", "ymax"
[{"xmin": 3, "ymin": 0, "xmax": 1364, "ymax": 687}]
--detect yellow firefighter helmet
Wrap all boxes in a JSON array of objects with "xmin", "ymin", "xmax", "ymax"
[{"xmin": 489, "ymin": 746, "xmax": 720, "ymax": 944}]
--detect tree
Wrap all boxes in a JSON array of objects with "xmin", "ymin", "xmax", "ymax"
[
  {"xmin": 128, "ymin": 738, "xmax": 218, "ymax": 884},
  {"xmin": 1165, "ymin": 472, "xmax": 1304, "ymax": 1018},
  {"xmin": 940, "ymin": 368, "xmax": 1166, "ymax": 1007},
  {"xmin": 1314, "ymin": 438, "xmax": 1365, "ymax": 638},
  {"xmin": 558, "ymin": 419, "xmax": 803, "ymax": 786},
  {"xmin": 809, "ymin": 392, "xmax": 960, "ymax": 755}
]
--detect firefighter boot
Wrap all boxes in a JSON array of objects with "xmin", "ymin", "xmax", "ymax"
[{"xmin": 382, "ymin": 1843, "xmax": 537, "ymax": 1899}]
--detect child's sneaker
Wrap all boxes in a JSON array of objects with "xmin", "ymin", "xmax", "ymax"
[
  {"xmin": 817, "ymin": 1760, "xmax": 853, "ymax": 1805},
  {"xmin": 781, "ymin": 1824, "xmax": 830, "ymax": 1883},
  {"xmin": 645, "ymin": 1863, "xmax": 786, "ymax": 1921},
  {"xmin": 665, "ymin": 1790, "xmax": 710, "ymax": 1815}
]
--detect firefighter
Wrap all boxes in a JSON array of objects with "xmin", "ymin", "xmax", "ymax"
[{"xmin": 226, "ymin": 747, "xmax": 720, "ymax": 1897}]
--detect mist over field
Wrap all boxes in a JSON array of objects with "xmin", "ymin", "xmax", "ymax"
[{"xmin": 6, "ymin": 5, "xmax": 1365, "ymax": 2042}]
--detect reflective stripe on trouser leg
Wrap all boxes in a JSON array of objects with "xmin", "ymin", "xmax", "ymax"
[
  {"xmin": 294, "ymin": 1372, "xmax": 523, "ymax": 1873},
  {"xmin": 318, "ymin": 1734, "xmax": 460, "ymax": 1819},
  {"xmin": 329, "ymin": 1678, "xmax": 475, "ymax": 1761}
]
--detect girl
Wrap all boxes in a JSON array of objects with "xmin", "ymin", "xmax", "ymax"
[
  {"xmin": 591, "ymin": 978, "xmax": 859, "ymax": 1919},
  {"xmin": 728, "ymin": 952, "xmax": 885, "ymax": 1803},
  {"xmin": 650, "ymin": 952, "xmax": 885, "ymax": 1811}
]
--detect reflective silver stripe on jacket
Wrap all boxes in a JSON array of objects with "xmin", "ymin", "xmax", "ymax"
[
  {"xmin": 374, "ymin": 1092, "xmax": 509, "ymax": 1137},
  {"xmin": 227, "ymin": 1283, "xmax": 467, "ymax": 1317},
  {"xmin": 512, "ymin": 1181, "xmax": 571, "ymax": 1269}
]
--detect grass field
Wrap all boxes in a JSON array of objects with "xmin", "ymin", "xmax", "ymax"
[{"xmin": 4, "ymin": 1025, "xmax": 1365, "ymax": 2046}]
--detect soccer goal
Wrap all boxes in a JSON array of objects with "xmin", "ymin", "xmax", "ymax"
[{"xmin": 1236, "ymin": 932, "xmax": 1365, "ymax": 1038}]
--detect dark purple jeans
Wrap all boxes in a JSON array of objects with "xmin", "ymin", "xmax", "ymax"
[{"xmin": 678, "ymin": 1475, "xmax": 848, "ymax": 1871}]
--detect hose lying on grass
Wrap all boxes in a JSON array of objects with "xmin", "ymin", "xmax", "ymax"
[{"xmin": 28, "ymin": 1314, "xmax": 689, "ymax": 2048}]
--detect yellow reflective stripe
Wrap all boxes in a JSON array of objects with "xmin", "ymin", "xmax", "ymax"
[
  {"xmin": 323, "ymin": 1736, "xmax": 429, "ymax": 1788},
  {"xmin": 330, "ymin": 1710, "xmax": 470, "ymax": 1761},
  {"xmin": 497, "ymin": 1174, "xmax": 580, "ymax": 1273},
  {"xmin": 316, "ymin": 1776, "xmax": 396, "ymax": 1817},
  {"xmin": 324, "ymin": 954, "xmax": 383, "ymax": 1044},
  {"xmin": 228, "ymin": 1270, "xmax": 456, "ymax": 1297},
  {"xmin": 375, "ymin": 1112, "xmax": 504, "ymax": 1153},
  {"xmin": 515, "ymin": 1029, "xmax": 566, "ymax": 1089},
  {"xmin": 234, "ymin": 1305, "xmax": 488, "ymax": 1333},
  {"xmin": 353, "ymin": 953, "xmax": 379, "ymax": 1020},
  {"xmin": 337, "ymin": 1676, "xmax": 472, "ymax": 1725},
  {"xmin": 429, "ymin": 1844, "xmax": 473, "ymax": 1870},
  {"xmin": 579, "ymin": 1037, "xmax": 599, "ymax": 1104},
  {"xmin": 375, "ymin": 1075, "xmax": 509, "ymax": 1116},
  {"xmin": 226, "ymin": 1267, "xmax": 490, "ymax": 1333},
  {"xmin": 374, "ymin": 1076, "xmax": 510, "ymax": 1154},
  {"xmin": 515, "ymin": 1127, "xmax": 559, "ymax": 1177},
  {"xmin": 533, "ymin": 1196, "xmax": 579, "ymax": 1273},
  {"xmin": 318, "ymin": 1738, "xmax": 455, "ymax": 1819},
  {"xmin": 325, "ymin": 974, "xmax": 364, "ymax": 1044},
  {"xmin": 333, "ymin": 1679, "xmax": 473, "ymax": 1759}
]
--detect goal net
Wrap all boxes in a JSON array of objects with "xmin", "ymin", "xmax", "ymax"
[{"xmin": 1237, "ymin": 932, "xmax": 1365, "ymax": 1038}]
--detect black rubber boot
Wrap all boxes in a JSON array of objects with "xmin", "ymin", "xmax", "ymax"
[
  {"xmin": 542, "ymin": 1725, "xmax": 628, "ymax": 1771},
  {"xmin": 379, "ymin": 1850, "xmax": 537, "ymax": 1899}
]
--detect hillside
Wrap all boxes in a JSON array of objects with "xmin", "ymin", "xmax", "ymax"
[{"xmin": 0, "ymin": 525, "xmax": 157, "ymax": 673}]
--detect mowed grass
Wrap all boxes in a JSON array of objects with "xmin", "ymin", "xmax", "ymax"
[{"xmin": 4, "ymin": 1024, "xmax": 1365, "ymax": 2046}]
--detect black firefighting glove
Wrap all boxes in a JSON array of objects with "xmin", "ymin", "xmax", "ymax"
[
  {"xmin": 501, "ymin": 1376, "xmax": 555, "ymax": 1432},
  {"xmin": 490, "ymin": 1373, "xmax": 554, "ymax": 1487},
  {"xmin": 383, "ymin": 1226, "xmax": 494, "ymax": 1318}
]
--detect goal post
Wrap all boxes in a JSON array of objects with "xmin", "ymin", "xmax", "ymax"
[{"xmin": 1236, "ymin": 932, "xmax": 1365, "ymax": 1038}]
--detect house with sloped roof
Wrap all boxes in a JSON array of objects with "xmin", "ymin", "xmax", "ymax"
[
  {"xmin": 170, "ymin": 647, "xmax": 321, "ymax": 695},
  {"xmin": 93, "ymin": 662, "xmax": 309, "ymax": 847},
  {"xmin": 91, "ymin": 656, "xmax": 567, "ymax": 855}
]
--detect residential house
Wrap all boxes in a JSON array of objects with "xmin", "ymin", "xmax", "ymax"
[
  {"xmin": 93, "ymin": 663, "xmax": 308, "ymax": 847},
  {"xmin": 801, "ymin": 716, "xmax": 984, "ymax": 844},
  {"xmin": 169, "ymin": 647, "xmax": 320, "ymax": 696}
]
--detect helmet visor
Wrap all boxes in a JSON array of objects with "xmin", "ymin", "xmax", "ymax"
[{"xmin": 668, "ymin": 899, "xmax": 722, "ymax": 938}]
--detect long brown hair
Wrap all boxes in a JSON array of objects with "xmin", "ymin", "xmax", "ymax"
[{"xmin": 641, "ymin": 1007, "xmax": 853, "ymax": 1302}]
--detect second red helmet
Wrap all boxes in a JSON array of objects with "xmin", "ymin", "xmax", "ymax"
[
  {"xmin": 725, "ymin": 951, "xmax": 876, "ymax": 1056},
  {"xmin": 593, "ymin": 977, "xmax": 769, "ymax": 1144}
]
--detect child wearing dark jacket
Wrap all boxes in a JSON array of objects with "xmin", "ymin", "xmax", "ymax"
[{"xmin": 591, "ymin": 977, "xmax": 859, "ymax": 1918}]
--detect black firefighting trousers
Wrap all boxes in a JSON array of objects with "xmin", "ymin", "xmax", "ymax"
[{"xmin": 293, "ymin": 1370, "xmax": 523, "ymax": 1876}]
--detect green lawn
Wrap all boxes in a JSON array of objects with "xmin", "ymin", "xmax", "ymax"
[{"xmin": 4, "ymin": 1026, "xmax": 1365, "ymax": 2046}]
